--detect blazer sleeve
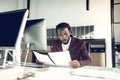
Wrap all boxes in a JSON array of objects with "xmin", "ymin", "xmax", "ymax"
[
  {"xmin": 50, "ymin": 40, "xmax": 62, "ymax": 52},
  {"xmin": 79, "ymin": 41, "xmax": 92, "ymax": 66},
  {"xmin": 51, "ymin": 41, "xmax": 58, "ymax": 52}
]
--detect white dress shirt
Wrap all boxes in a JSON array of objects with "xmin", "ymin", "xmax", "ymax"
[{"xmin": 62, "ymin": 37, "xmax": 71, "ymax": 51}]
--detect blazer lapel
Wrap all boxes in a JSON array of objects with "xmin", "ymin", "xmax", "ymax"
[
  {"xmin": 68, "ymin": 37, "xmax": 74, "ymax": 51},
  {"xmin": 58, "ymin": 40, "xmax": 63, "ymax": 51}
]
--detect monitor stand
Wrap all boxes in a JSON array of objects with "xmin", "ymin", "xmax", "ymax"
[
  {"xmin": 0, "ymin": 50, "xmax": 10, "ymax": 69},
  {"xmin": 0, "ymin": 49, "xmax": 21, "ymax": 69}
]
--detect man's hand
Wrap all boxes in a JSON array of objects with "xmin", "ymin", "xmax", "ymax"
[
  {"xmin": 36, "ymin": 59, "xmax": 44, "ymax": 65},
  {"xmin": 69, "ymin": 60, "xmax": 80, "ymax": 68}
]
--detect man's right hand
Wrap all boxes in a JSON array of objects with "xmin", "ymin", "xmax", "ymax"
[{"xmin": 36, "ymin": 59, "xmax": 44, "ymax": 65}]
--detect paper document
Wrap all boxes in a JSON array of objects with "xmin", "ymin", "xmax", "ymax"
[
  {"xmin": 33, "ymin": 51, "xmax": 55, "ymax": 65},
  {"xmin": 48, "ymin": 51, "xmax": 71, "ymax": 66},
  {"xmin": 33, "ymin": 51, "xmax": 71, "ymax": 66},
  {"xmin": 71, "ymin": 66, "xmax": 120, "ymax": 80}
]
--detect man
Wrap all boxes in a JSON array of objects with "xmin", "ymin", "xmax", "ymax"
[{"xmin": 51, "ymin": 22, "xmax": 92, "ymax": 68}]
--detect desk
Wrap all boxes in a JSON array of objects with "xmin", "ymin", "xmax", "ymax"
[{"xmin": 0, "ymin": 66, "xmax": 120, "ymax": 80}]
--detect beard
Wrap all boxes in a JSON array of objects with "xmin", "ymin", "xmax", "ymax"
[
  {"xmin": 62, "ymin": 37, "xmax": 70, "ymax": 44},
  {"xmin": 62, "ymin": 39, "xmax": 69, "ymax": 44}
]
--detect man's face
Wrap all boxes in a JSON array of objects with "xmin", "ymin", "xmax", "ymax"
[{"xmin": 57, "ymin": 28, "xmax": 71, "ymax": 44}]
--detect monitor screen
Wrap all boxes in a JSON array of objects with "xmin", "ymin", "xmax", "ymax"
[
  {"xmin": 0, "ymin": 9, "xmax": 28, "ymax": 50},
  {"xmin": 22, "ymin": 19, "xmax": 47, "ymax": 51}
]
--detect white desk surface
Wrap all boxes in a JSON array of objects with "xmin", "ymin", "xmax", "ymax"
[{"xmin": 0, "ymin": 66, "xmax": 120, "ymax": 80}]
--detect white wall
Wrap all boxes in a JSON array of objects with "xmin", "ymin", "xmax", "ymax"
[
  {"xmin": 0, "ymin": 0, "xmax": 18, "ymax": 12},
  {"xmin": 17, "ymin": 0, "xmax": 27, "ymax": 9},
  {"xmin": 29, "ymin": 0, "xmax": 111, "ymax": 38},
  {"xmin": 0, "ymin": 0, "xmax": 27, "ymax": 12}
]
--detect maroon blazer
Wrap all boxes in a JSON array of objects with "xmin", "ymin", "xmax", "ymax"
[{"xmin": 51, "ymin": 36, "xmax": 92, "ymax": 66}]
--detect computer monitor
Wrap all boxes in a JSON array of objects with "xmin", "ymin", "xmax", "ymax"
[
  {"xmin": 0, "ymin": 9, "xmax": 28, "ymax": 68},
  {"xmin": 22, "ymin": 19, "xmax": 47, "ymax": 51},
  {"xmin": 0, "ymin": 9, "xmax": 28, "ymax": 50}
]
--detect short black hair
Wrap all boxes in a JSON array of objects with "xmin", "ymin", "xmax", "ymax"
[{"xmin": 56, "ymin": 22, "xmax": 71, "ymax": 34}]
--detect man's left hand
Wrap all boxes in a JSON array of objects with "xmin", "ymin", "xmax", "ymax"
[{"xmin": 69, "ymin": 60, "xmax": 80, "ymax": 68}]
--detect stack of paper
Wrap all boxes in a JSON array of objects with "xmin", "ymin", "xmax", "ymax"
[{"xmin": 71, "ymin": 66, "xmax": 120, "ymax": 80}]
